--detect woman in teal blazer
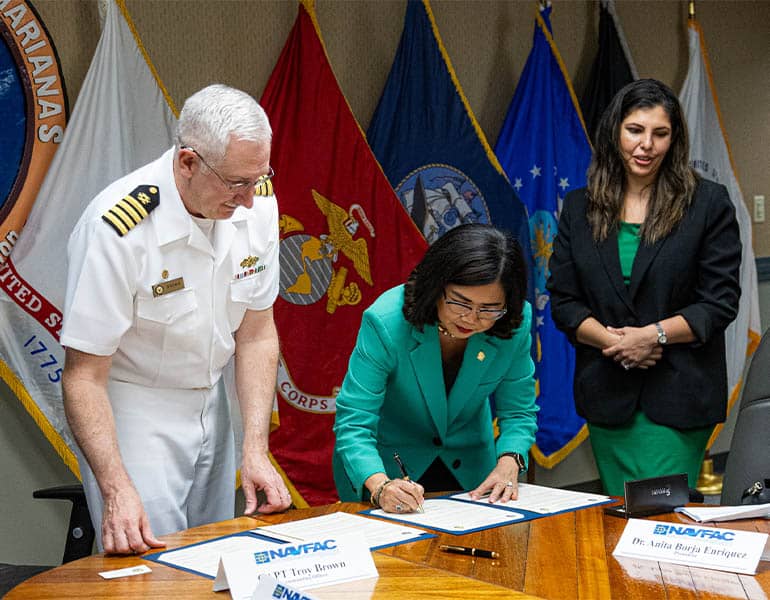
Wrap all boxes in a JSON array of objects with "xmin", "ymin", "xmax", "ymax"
[{"xmin": 333, "ymin": 224, "xmax": 538, "ymax": 513}]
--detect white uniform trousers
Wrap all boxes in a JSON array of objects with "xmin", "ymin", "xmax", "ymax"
[{"xmin": 78, "ymin": 379, "xmax": 235, "ymax": 551}]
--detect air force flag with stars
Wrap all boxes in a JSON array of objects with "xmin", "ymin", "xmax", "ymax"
[{"xmin": 494, "ymin": 4, "xmax": 592, "ymax": 468}]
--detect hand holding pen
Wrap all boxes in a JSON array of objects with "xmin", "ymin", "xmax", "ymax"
[{"xmin": 379, "ymin": 452, "xmax": 423, "ymax": 514}]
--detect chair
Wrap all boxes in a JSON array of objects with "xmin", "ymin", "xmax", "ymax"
[
  {"xmin": 721, "ymin": 329, "xmax": 770, "ymax": 505},
  {"xmin": 0, "ymin": 484, "xmax": 94, "ymax": 596}
]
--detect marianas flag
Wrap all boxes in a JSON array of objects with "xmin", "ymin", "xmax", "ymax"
[
  {"xmin": 261, "ymin": 0, "xmax": 427, "ymax": 506},
  {"xmin": 580, "ymin": 0, "xmax": 638, "ymax": 144},
  {"xmin": 680, "ymin": 14, "xmax": 761, "ymax": 447},
  {"xmin": 366, "ymin": 0, "xmax": 532, "ymax": 268},
  {"xmin": 0, "ymin": 0, "xmax": 175, "ymax": 476},
  {"xmin": 495, "ymin": 3, "xmax": 592, "ymax": 468}
]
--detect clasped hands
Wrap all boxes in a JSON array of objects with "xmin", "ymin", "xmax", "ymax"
[{"xmin": 602, "ymin": 324, "xmax": 663, "ymax": 371}]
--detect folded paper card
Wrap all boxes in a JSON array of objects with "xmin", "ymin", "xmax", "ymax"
[{"xmin": 613, "ymin": 518, "xmax": 768, "ymax": 575}]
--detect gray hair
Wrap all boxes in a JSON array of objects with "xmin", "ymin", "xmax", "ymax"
[{"xmin": 176, "ymin": 84, "xmax": 272, "ymax": 164}]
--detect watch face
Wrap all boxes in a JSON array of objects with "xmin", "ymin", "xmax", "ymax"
[{"xmin": 658, "ymin": 333, "xmax": 667, "ymax": 344}]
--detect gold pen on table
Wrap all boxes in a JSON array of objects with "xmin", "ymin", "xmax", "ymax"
[
  {"xmin": 393, "ymin": 452, "xmax": 425, "ymax": 513},
  {"xmin": 439, "ymin": 544, "xmax": 500, "ymax": 559}
]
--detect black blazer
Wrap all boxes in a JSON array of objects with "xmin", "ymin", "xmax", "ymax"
[{"xmin": 546, "ymin": 179, "xmax": 741, "ymax": 429}]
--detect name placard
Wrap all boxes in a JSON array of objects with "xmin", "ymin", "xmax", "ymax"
[
  {"xmin": 613, "ymin": 518, "xmax": 768, "ymax": 575},
  {"xmin": 251, "ymin": 575, "xmax": 319, "ymax": 600},
  {"xmin": 213, "ymin": 534, "xmax": 378, "ymax": 598}
]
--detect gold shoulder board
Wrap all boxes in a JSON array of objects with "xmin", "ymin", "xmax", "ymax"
[
  {"xmin": 102, "ymin": 184, "xmax": 160, "ymax": 236},
  {"xmin": 254, "ymin": 179, "xmax": 274, "ymax": 197}
]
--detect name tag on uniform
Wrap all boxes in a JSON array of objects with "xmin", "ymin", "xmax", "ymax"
[{"xmin": 152, "ymin": 277, "xmax": 185, "ymax": 297}]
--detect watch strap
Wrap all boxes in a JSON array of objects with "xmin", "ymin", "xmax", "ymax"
[{"xmin": 499, "ymin": 451, "xmax": 526, "ymax": 472}]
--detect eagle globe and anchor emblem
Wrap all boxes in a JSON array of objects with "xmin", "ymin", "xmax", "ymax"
[
  {"xmin": 276, "ymin": 190, "xmax": 375, "ymax": 415},
  {"xmin": 395, "ymin": 164, "xmax": 490, "ymax": 244},
  {"xmin": 278, "ymin": 190, "xmax": 374, "ymax": 314}
]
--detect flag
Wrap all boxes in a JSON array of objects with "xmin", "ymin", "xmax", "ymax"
[
  {"xmin": 366, "ymin": 0, "xmax": 532, "ymax": 267},
  {"xmin": 0, "ymin": 0, "xmax": 176, "ymax": 476},
  {"xmin": 680, "ymin": 16, "xmax": 761, "ymax": 446},
  {"xmin": 580, "ymin": 0, "xmax": 638, "ymax": 144},
  {"xmin": 261, "ymin": 1, "xmax": 427, "ymax": 506},
  {"xmin": 494, "ymin": 3, "xmax": 593, "ymax": 468},
  {"xmin": 1, "ymin": 0, "xmax": 67, "ymax": 261}
]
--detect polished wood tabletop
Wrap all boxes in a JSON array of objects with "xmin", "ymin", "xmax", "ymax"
[{"xmin": 8, "ymin": 501, "xmax": 770, "ymax": 599}]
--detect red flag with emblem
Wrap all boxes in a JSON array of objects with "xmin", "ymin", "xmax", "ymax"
[{"xmin": 261, "ymin": 0, "xmax": 427, "ymax": 506}]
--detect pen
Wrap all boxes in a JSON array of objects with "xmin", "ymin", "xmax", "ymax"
[
  {"xmin": 439, "ymin": 544, "xmax": 500, "ymax": 559},
  {"xmin": 393, "ymin": 452, "xmax": 424, "ymax": 513}
]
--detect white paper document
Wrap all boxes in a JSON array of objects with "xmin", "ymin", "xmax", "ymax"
[
  {"xmin": 252, "ymin": 511, "xmax": 432, "ymax": 549},
  {"xmin": 368, "ymin": 497, "xmax": 525, "ymax": 533},
  {"xmin": 675, "ymin": 503, "xmax": 770, "ymax": 523},
  {"xmin": 153, "ymin": 534, "xmax": 280, "ymax": 578},
  {"xmin": 613, "ymin": 518, "xmax": 768, "ymax": 575},
  {"xmin": 451, "ymin": 483, "xmax": 611, "ymax": 514}
]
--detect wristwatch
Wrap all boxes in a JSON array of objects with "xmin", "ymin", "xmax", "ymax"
[
  {"xmin": 499, "ymin": 452, "xmax": 526, "ymax": 472},
  {"xmin": 654, "ymin": 322, "xmax": 668, "ymax": 345}
]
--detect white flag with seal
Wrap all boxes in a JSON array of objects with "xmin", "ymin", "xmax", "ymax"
[
  {"xmin": 0, "ymin": 0, "xmax": 176, "ymax": 474},
  {"xmin": 679, "ymin": 18, "xmax": 761, "ymax": 445}
]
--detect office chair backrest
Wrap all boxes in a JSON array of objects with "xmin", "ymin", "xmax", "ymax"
[{"xmin": 721, "ymin": 328, "xmax": 770, "ymax": 505}]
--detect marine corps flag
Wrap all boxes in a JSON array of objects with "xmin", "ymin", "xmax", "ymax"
[
  {"xmin": 494, "ymin": 3, "xmax": 592, "ymax": 468},
  {"xmin": 366, "ymin": 0, "xmax": 532, "ymax": 266},
  {"xmin": 261, "ymin": 0, "xmax": 427, "ymax": 506},
  {"xmin": 680, "ymin": 15, "xmax": 761, "ymax": 446}
]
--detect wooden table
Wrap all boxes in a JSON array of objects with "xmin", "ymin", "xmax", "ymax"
[{"xmin": 8, "ymin": 502, "xmax": 770, "ymax": 599}]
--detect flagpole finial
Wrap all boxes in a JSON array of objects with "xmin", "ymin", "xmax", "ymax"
[{"xmin": 688, "ymin": 1, "xmax": 696, "ymax": 19}]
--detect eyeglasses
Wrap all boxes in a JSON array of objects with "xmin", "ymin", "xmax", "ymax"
[
  {"xmin": 443, "ymin": 290, "xmax": 507, "ymax": 321},
  {"xmin": 180, "ymin": 144, "xmax": 275, "ymax": 193}
]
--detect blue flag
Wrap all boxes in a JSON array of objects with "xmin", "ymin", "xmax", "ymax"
[
  {"xmin": 495, "ymin": 4, "xmax": 592, "ymax": 468},
  {"xmin": 367, "ymin": 0, "xmax": 532, "ymax": 267}
]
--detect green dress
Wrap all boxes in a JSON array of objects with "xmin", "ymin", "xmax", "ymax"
[{"xmin": 587, "ymin": 222, "xmax": 711, "ymax": 496}]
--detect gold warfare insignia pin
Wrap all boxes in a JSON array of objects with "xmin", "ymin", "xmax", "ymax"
[
  {"xmin": 240, "ymin": 255, "xmax": 258, "ymax": 268},
  {"xmin": 102, "ymin": 184, "xmax": 160, "ymax": 236},
  {"xmin": 477, "ymin": 351, "xmax": 485, "ymax": 362},
  {"xmin": 152, "ymin": 277, "xmax": 184, "ymax": 297}
]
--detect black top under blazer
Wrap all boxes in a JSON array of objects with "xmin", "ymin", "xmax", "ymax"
[{"xmin": 546, "ymin": 179, "xmax": 741, "ymax": 429}]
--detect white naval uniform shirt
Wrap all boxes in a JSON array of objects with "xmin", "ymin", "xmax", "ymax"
[{"xmin": 61, "ymin": 148, "xmax": 280, "ymax": 387}]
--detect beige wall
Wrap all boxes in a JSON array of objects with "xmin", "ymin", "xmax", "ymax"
[
  {"xmin": 33, "ymin": 0, "xmax": 770, "ymax": 253},
  {"xmin": 3, "ymin": 0, "xmax": 769, "ymax": 566}
]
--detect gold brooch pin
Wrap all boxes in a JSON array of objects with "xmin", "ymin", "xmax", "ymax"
[{"xmin": 477, "ymin": 351, "xmax": 485, "ymax": 362}]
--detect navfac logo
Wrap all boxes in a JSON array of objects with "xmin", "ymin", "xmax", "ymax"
[
  {"xmin": 271, "ymin": 583, "xmax": 315, "ymax": 600},
  {"xmin": 254, "ymin": 539, "xmax": 338, "ymax": 564},
  {"xmin": 653, "ymin": 524, "xmax": 735, "ymax": 541}
]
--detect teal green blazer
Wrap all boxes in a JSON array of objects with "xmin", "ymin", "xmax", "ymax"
[{"xmin": 333, "ymin": 285, "xmax": 538, "ymax": 501}]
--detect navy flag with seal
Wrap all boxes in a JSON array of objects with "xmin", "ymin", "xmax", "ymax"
[{"xmin": 102, "ymin": 184, "xmax": 160, "ymax": 236}]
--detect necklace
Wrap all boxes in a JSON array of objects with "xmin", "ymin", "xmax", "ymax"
[{"xmin": 437, "ymin": 322, "xmax": 456, "ymax": 338}]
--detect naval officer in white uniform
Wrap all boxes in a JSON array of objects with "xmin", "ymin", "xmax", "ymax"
[{"xmin": 61, "ymin": 84, "xmax": 291, "ymax": 555}]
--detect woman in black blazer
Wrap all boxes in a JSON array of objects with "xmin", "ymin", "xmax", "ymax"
[{"xmin": 547, "ymin": 79, "xmax": 741, "ymax": 495}]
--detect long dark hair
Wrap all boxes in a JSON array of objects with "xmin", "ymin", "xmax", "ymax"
[
  {"xmin": 402, "ymin": 224, "xmax": 527, "ymax": 339},
  {"xmin": 586, "ymin": 78, "xmax": 697, "ymax": 243}
]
